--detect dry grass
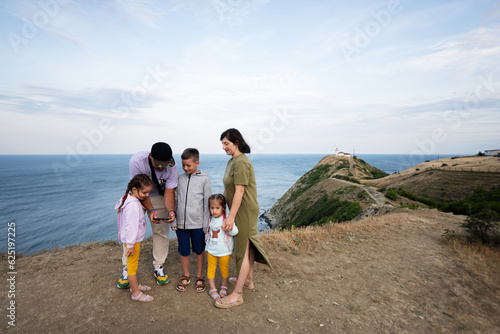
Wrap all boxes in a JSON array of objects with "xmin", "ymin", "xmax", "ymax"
[
  {"xmin": 263, "ymin": 216, "xmax": 500, "ymax": 291},
  {"xmin": 261, "ymin": 220, "xmax": 380, "ymax": 255},
  {"xmin": 441, "ymin": 233, "xmax": 500, "ymax": 289}
]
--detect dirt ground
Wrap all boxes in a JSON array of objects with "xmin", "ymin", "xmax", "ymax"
[{"xmin": 2, "ymin": 209, "xmax": 499, "ymax": 333}]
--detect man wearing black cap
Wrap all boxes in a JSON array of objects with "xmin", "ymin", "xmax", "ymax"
[{"xmin": 117, "ymin": 142, "xmax": 179, "ymax": 288}]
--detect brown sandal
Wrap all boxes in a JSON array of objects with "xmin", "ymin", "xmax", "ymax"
[
  {"xmin": 195, "ymin": 277, "xmax": 206, "ymax": 293},
  {"xmin": 215, "ymin": 291, "xmax": 243, "ymax": 309},
  {"xmin": 176, "ymin": 276, "xmax": 190, "ymax": 292}
]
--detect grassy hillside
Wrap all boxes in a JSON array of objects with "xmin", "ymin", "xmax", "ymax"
[
  {"xmin": 266, "ymin": 155, "xmax": 500, "ymax": 231},
  {"xmin": 266, "ymin": 155, "xmax": 388, "ymax": 229}
]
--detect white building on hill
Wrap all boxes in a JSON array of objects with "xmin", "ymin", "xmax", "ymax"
[
  {"xmin": 485, "ymin": 149, "xmax": 500, "ymax": 156},
  {"xmin": 335, "ymin": 148, "xmax": 352, "ymax": 157}
]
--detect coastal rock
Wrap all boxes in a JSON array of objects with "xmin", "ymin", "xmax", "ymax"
[{"xmin": 266, "ymin": 155, "xmax": 389, "ymax": 229}]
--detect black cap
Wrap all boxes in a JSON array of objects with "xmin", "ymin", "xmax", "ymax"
[{"xmin": 151, "ymin": 142, "xmax": 174, "ymax": 167}]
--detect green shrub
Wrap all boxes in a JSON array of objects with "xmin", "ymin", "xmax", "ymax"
[
  {"xmin": 368, "ymin": 168, "xmax": 389, "ymax": 179},
  {"xmin": 393, "ymin": 186, "xmax": 500, "ymax": 224},
  {"xmin": 283, "ymin": 194, "xmax": 361, "ymax": 228},
  {"xmin": 332, "ymin": 175, "xmax": 360, "ymax": 184},
  {"xmin": 386, "ymin": 189, "xmax": 398, "ymax": 200},
  {"xmin": 460, "ymin": 209, "xmax": 499, "ymax": 245},
  {"xmin": 445, "ymin": 187, "xmax": 500, "ymax": 216},
  {"xmin": 288, "ymin": 164, "xmax": 331, "ymax": 203},
  {"xmin": 357, "ymin": 191, "xmax": 367, "ymax": 200}
]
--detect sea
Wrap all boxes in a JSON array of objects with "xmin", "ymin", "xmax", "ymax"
[{"xmin": 0, "ymin": 153, "xmax": 459, "ymax": 255}]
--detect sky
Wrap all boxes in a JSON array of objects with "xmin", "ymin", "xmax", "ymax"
[{"xmin": 1, "ymin": 0, "xmax": 499, "ymax": 155}]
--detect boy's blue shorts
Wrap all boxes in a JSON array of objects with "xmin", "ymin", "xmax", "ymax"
[{"xmin": 175, "ymin": 228, "xmax": 206, "ymax": 256}]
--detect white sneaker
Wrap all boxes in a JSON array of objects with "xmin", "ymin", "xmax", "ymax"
[
  {"xmin": 117, "ymin": 267, "xmax": 129, "ymax": 289},
  {"xmin": 154, "ymin": 266, "xmax": 169, "ymax": 285}
]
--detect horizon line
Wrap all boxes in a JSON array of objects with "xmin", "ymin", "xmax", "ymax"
[{"xmin": 0, "ymin": 152, "xmax": 475, "ymax": 156}]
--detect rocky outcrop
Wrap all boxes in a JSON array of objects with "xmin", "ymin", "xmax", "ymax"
[{"xmin": 264, "ymin": 155, "xmax": 390, "ymax": 229}]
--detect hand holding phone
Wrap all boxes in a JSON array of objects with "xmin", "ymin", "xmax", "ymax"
[{"xmin": 153, "ymin": 217, "xmax": 173, "ymax": 222}]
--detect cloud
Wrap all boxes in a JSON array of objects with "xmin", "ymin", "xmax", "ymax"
[
  {"xmin": 0, "ymin": 85, "xmax": 164, "ymax": 120},
  {"xmin": 390, "ymin": 24, "xmax": 500, "ymax": 74},
  {"xmin": 169, "ymin": 0, "xmax": 269, "ymax": 26},
  {"xmin": 109, "ymin": 0, "xmax": 166, "ymax": 28}
]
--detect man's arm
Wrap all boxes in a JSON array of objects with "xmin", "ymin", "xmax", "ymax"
[
  {"xmin": 164, "ymin": 187, "xmax": 176, "ymax": 222},
  {"xmin": 140, "ymin": 197, "xmax": 158, "ymax": 222}
]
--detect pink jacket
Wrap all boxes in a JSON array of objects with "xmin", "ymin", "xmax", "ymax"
[{"xmin": 115, "ymin": 195, "xmax": 146, "ymax": 249}]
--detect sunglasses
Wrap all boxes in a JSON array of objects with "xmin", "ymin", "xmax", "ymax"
[{"xmin": 154, "ymin": 159, "xmax": 175, "ymax": 169}]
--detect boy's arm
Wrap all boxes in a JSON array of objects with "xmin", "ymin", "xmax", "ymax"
[
  {"xmin": 203, "ymin": 176, "xmax": 212, "ymax": 233},
  {"xmin": 171, "ymin": 188, "xmax": 178, "ymax": 229}
]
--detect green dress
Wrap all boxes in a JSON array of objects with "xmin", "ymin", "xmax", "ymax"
[{"xmin": 223, "ymin": 154, "xmax": 272, "ymax": 273}]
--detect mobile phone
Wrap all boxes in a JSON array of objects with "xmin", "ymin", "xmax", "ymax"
[{"xmin": 153, "ymin": 217, "xmax": 173, "ymax": 221}]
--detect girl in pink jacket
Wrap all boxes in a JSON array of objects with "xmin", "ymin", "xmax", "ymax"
[{"xmin": 116, "ymin": 174, "xmax": 154, "ymax": 302}]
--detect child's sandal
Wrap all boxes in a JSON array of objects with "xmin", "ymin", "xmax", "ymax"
[
  {"xmin": 209, "ymin": 289, "xmax": 220, "ymax": 301},
  {"xmin": 195, "ymin": 277, "xmax": 206, "ymax": 293},
  {"xmin": 131, "ymin": 292, "xmax": 154, "ymax": 302},
  {"xmin": 219, "ymin": 285, "xmax": 228, "ymax": 298},
  {"xmin": 130, "ymin": 284, "xmax": 151, "ymax": 293},
  {"xmin": 176, "ymin": 276, "xmax": 190, "ymax": 292}
]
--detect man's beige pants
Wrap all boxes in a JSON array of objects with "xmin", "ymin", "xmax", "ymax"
[{"xmin": 122, "ymin": 195, "xmax": 171, "ymax": 270}]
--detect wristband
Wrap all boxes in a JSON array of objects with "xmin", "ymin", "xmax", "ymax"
[
  {"xmin": 169, "ymin": 210, "xmax": 176, "ymax": 215},
  {"xmin": 149, "ymin": 209, "xmax": 156, "ymax": 213}
]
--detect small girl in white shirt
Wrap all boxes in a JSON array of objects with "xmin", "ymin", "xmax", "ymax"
[{"xmin": 205, "ymin": 194, "xmax": 238, "ymax": 302}]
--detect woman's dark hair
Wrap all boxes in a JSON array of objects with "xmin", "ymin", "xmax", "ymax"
[
  {"xmin": 220, "ymin": 128, "xmax": 251, "ymax": 154},
  {"xmin": 118, "ymin": 174, "xmax": 152, "ymax": 212}
]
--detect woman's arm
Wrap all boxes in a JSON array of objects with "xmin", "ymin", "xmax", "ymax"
[{"xmin": 223, "ymin": 185, "xmax": 245, "ymax": 232}]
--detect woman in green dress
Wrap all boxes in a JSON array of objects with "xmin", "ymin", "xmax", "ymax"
[{"xmin": 215, "ymin": 128, "xmax": 272, "ymax": 309}]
